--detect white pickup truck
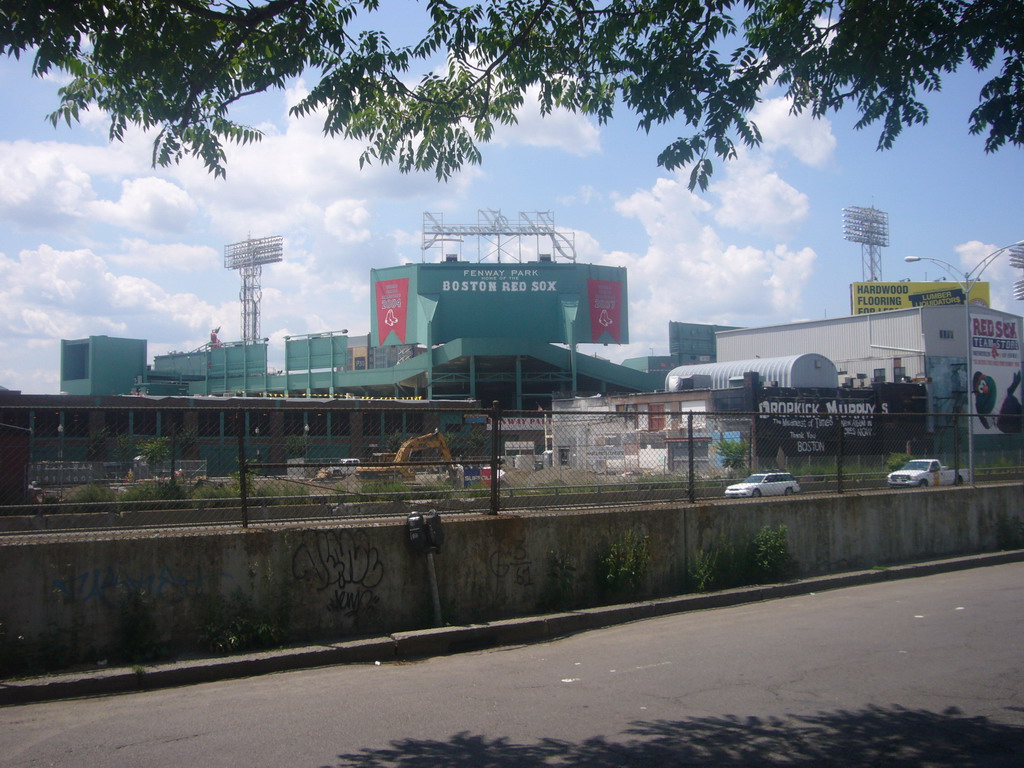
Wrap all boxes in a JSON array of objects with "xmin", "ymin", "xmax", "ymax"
[{"xmin": 887, "ymin": 459, "xmax": 970, "ymax": 488}]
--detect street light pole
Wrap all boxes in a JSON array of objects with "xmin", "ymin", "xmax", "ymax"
[
  {"xmin": 303, "ymin": 422, "xmax": 310, "ymax": 477},
  {"xmin": 905, "ymin": 240, "xmax": 1024, "ymax": 480}
]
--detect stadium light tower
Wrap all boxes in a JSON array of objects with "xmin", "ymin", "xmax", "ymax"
[
  {"xmin": 224, "ymin": 235, "xmax": 283, "ymax": 343},
  {"xmin": 843, "ymin": 206, "xmax": 890, "ymax": 281}
]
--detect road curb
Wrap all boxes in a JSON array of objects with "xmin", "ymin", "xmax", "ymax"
[{"xmin": 3, "ymin": 550, "xmax": 1023, "ymax": 706}]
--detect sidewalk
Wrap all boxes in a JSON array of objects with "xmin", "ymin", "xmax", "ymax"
[{"xmin": 3, "ymin": 549, "xmax": 1023, "ymax": 706}]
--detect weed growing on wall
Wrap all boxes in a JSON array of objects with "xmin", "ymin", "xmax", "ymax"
[
  {"xmin": 0, "ymin": 617, "xmax": 25, "ymax": 678},
  {"xmin": 995, "ymin": 514, "xmax": 1024, "ymax": 550},
  {"xmin": 689, "ymin": 525, "xmax": 794, "ymax": 593},
  {"xmin": 539, "ymin": 551, "xmax": 578, "ymax": 611},
  {"xmin": 0, "ymin": 619, "xmax": 76, "ymax": 678},
  {"xmin": 598, "ymin": 530, "xmax": 650, "ymax": 597},
  {"xmin": 752, "ymin": 525, "xmax": 792, "ymax": 583},
  {"xmin": 196, "ymin": 589, "xmax": 288, "ymax": 654},
  {"xmin": 117, "ymin": 589, "xmax": 164, "ymax": 663}
]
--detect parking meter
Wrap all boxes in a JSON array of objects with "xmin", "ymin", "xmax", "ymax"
[
  {"xmin": 408, "ymin": 510, "xmax": 444, "ymax": 627},
  {"xmin": 424, "ymin": 510, "xmax": 444, "ymax": 552},
  {"xmin": 407, "ymin": 513, "xmax": 429, "ymax": 553}
]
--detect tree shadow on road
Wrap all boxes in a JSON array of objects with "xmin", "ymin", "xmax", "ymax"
[{"xmin": 327, "ymin": 703, "xmax": 1022, "ymax": 767}]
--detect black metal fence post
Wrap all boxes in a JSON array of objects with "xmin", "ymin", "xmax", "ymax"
[
  {"xmin": 836, "ymin": 413, "xmax": 845, "ymax": 494},
  {"xmin": 169, "ymin": 425, "xmax": 177, "ymax": 485},
  {"xmin": 687, "ymin": 412, "xmax": 696, "ymax": 503},
  {"xmin": 749, "ymin": 412, "xmax": 757, "ymax": 471},
  {"xmin": 490, "ymin": 400, "xmax": 501, "ymax": 514},
  {"xmin": 952, "ymin": 412, "xmax": 961, "ymax": 478},
  {"xmin": 237, "ymin": 412, "xmax": 248, "ymax": 528}
]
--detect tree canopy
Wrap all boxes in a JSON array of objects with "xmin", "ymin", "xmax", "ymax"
[{"xmin": 2, "ymin": 0, "xmax": 1020, "ymax": 188}]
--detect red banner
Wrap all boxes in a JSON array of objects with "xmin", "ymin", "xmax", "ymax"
[
  {"xmin": 587, "ymin": 279, "xmax": 622, "ymax": 343},
  {"xmin": 375, "ymin": 278, "xmax": 409, "ymax": 344}
]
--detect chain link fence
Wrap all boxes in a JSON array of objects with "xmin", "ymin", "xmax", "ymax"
[{"xmin": 2, "ymin": 402, "xmax": 1021, "ymax": 532}]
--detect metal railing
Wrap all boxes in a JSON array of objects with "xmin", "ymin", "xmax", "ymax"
[{"xmin": 2, "ymin": 402, "xmax": 1021, "ymax": 533}]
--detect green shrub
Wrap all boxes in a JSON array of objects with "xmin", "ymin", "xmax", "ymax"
[
  {"xmin": 248, "ymin": 479, "xmax": 311, "ymax": 505},
  {"xmin": 189, "ymin": 480, "xmax": 240, "ymax": 504},
  {"xmin": 598, "ymin": 530, "xmax": 651, "ymax": 596},
  {"xmin": 197, "ymin": 589, "xmax": 288, "ymax": 654},
  {"xmin": 120, "ymin": 481, "xmax": 188, "ymax": 503},
  {"xmin": 688, "ymin": 537, "xmax": 742, "ymax": 593},
  {"xmin": 65, "ymin": 483, "xmax": 119, "ymax": 508},
  {"xmin": 117, "ymin": 589, "xmax": 163, "ymax": 663},
  {"xmin": 539, "ymin": 551, "xmax": 578, "ymax": 611},
  {"xmin": 715, "ymin": 438, "xmax": 749, "ymax": 471},
  {"xmin": 689, "ymin": 525, "xmax": 793, "ymax": 593},
  {"xmin": 751, "ymin": 524, "xmax": 792, "ymax": 583},
  {"xmin": 885, "ymin": 452, "xmax": 914, "ymax": 472},
  {"xmin": 995, "ymin": 514, "xmax": 1024, "ymax": 550}
]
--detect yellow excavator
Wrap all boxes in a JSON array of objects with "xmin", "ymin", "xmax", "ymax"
[{"xmin": 356, "ymin": 430, "xmax": 456, "ymax": 483}]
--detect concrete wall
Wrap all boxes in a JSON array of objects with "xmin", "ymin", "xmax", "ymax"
[{"xmin": 2, "ymin": 485, "xmax": 1021, "ymax": 663}]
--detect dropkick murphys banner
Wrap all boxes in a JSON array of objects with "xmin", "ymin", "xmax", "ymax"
[
  {"xmin": 756, "ymin": 391, "xmax": 891, "ymax": 459},
  {"xmin": 969, "ymin": 309, "xmax": 1023, "ymax": 434}
]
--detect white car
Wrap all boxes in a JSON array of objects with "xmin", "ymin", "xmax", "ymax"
[{"xmin": 725, "ymin": 472, "xmax": 801, "ymax": 498}]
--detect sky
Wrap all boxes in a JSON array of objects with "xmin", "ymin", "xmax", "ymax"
[{"xmin": 1, "ymin": 14, "xmax": 1022, "ymax": 394}]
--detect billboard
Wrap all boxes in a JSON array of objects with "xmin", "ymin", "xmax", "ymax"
[
  {"xmin": 370, "ymin": 262, "xmax": 628, "ymax": 346},
  {"xmin": 969, "ymin": 308, "xmax": 1022, "ymax": 435},
  {"xmin": 851, "ymin": 281, "xmax": 990, "ymax": 315}
]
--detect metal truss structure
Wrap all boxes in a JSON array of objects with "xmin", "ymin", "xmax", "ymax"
[
  {"xmin": 843, "ymin": 206, "xmax": 890, "ymax": 281},
  {"xmin": 224, "ymin": 235, "xmax": 284, "ymax": 343},
  {"xmin": 421, "ymin": 210, "xmax": 576, "ymax": 263}
]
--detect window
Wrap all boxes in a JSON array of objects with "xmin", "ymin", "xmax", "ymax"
[
  {"xmin": 133, "ymin": 410, "xmax": 157, "ymax": 436},
  {"xmin": 283, "ymin": 411, "xmax": 305, "ymax": 437},
  {"xmin": 200, "ymin": 410, "xmax": 224, "ymax": 438},
  {"xmin": 0, "ymin": 409, "xmax": 29, "ymax": 431},
  {"xmin": 161, "ymin": 410, "xmax": 185, "ymax": 436},
  {"xmin": 362, "ymin": 412, "xmax": 381, "ymax": 436},
  {"xmin": 330, "ymin": 411, "xmax": 350, "ymax": 437},
  {"xmin": 648, "ymin": 404, "xmax": 665, "ymax": 431},
  {"xmin": 383, "ymin": 412, "xmax": 404, "ymax": 436},
  {"xmin": 307, "ymin": 411, "xmax": 328, "ymax": 436},
  {"xmin": 64, "ymin": 410, "xmax": 90, "ymax": 438},
  {"xmin": 406, "ymin": 412, "xmax": 425, "ymax": 434},
  {"xmin": 249, "ymin": 411, "xmax": 271, "ymax": 437},
  {"xmin": 940, "ymin": 329, "xmax": 954, "ymax": 339},
  {"xmin": 106, "ymin": 410, "xmax": 130, "ymax": 437}
]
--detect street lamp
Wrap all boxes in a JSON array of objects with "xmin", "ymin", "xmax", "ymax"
[
  {"xmin": 56, "ymin": 423, "xmax": 64, "ymax": 501},
  {"xmin": 303, "ymin": 423, "xmax": 310, "ymax": 475},
  {"xmin": 905, "ymin": 240, "xmax": 1024, "ymax": 478}
]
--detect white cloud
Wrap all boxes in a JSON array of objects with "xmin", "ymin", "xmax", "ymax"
[
  {"xmin": 492, "ymin": 86, "xmax": 601, "ymax": 156},
  {"xmin": 954, "ymin": 240, "xmax": 1024, "ymax": 313},
  {"xmin": 109, "ymin": 239, "xmax": 220, "ymax": 272},
  {"xmin": 324, "ymin": 199, "xmax": 371, "ymax": 242},
  {"xmin": 88, "ymin": 177, "xmax": 197, "ymax": 233},
  {"xmin": 751, "ymin": 96, "xmax": 836, "ymax": 167},
  {"xmin": 169, "ymin": 84, "xmax": 478, "ymax": 241},
  {"xmin": 0, "ymin": 142, "xmax": 97, "ymax": 228},
  {"xmin": 710, "ymin": 154, "xmax": 810, "ymax": 238},
  {"xmin": 0, "ymin": 244, "xmax": 230, "ymax": 350},
  {"xmin": 608, "ymin": 171, "xmax": 818, "ymax": 355}
]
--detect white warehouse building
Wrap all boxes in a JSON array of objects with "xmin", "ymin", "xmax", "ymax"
[{"xmin": 714, "ymin": 305, "xmax": 1024, "ymax": 417}]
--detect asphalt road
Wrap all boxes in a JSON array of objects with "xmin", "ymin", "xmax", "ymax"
[{"xmin": 2, "ymin": 562, "xmax": 1022, "ymax": 767}]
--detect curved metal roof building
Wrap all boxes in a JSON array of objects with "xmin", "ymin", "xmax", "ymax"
[{"xmin": 665, "ymin": 353, "xmax": 838, "ymax": 391}]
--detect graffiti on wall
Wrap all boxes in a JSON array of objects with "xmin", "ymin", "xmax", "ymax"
[
  {"xmin": 488, "ymin": 541, "xmax": 533, "ymax": 588},
  {"xmin": 53, "ymin": 565, "xmax": 222, "ymax": 605},
  {"xmin": 291, "ymin": 530, "xmax": 385, "ymax": 619}
]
